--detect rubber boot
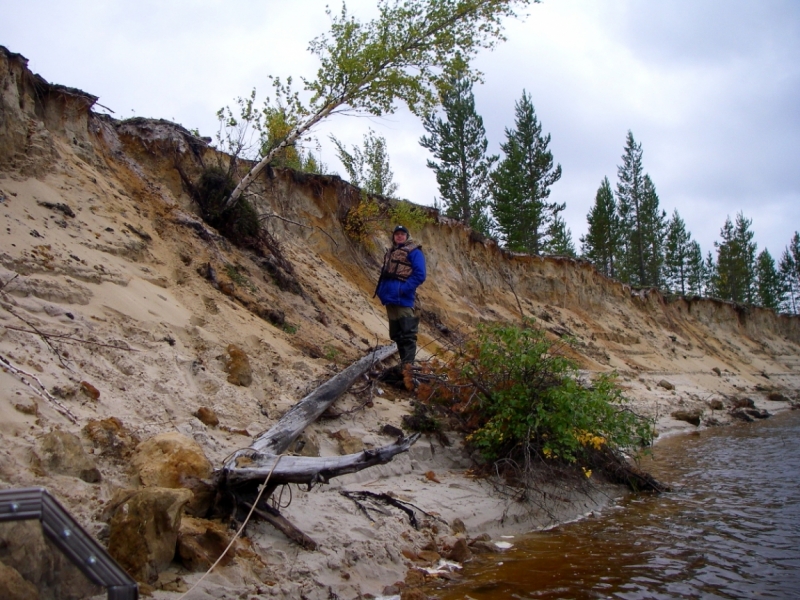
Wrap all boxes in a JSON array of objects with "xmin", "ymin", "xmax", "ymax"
[
  {"xmin": 396, "ymin": 316, "xmax": 419, "ymax": 364},
  {"xmin": 388, "ymin": 318, "xmax": 400, "ymax": 345}
]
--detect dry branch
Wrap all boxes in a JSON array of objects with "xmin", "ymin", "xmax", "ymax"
[
  {"xmin": 223, "ymin": 344, "xmax": 398, "ymax": 468},
  {"xmin": 224, "ymin": 433, "xmax": 420, "ymax": 488},
  {"xmin": 217, "ymin": 344, "xmax": 422, "ymax": 548}
]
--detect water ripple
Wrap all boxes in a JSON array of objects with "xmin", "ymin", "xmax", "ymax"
[{"xmin": 433, "ymin": 411, "xmax": 800, "ymax": 600}]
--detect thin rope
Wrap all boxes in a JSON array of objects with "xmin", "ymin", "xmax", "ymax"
[{"xmin": 176, "ymin": 454, "xmax": 283, "ymax": 599}]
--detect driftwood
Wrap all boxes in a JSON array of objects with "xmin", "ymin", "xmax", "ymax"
[
  {"xmin": 224, "ymin": 343, "xmax": 399, "ymax": 468},
  {"xmin": 217, "ymin": 344, "xmax": 420, "ymax": 547},
  {"xmin": 224, "ymin": 434, "xmax": 420, "ymax": 488}
]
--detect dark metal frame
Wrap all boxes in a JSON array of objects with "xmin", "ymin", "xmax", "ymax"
[{"xmin": 0, "ymin": 487, "xmax": 138, "ymax": 600}]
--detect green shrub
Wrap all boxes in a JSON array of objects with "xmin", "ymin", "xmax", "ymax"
[
  {"xmin": 195, "ymin": 167, "xmax": 260, "ymax": 242},
  {"xmin": 388, "ymin": 200, "xmax": 434, "ymax": 234},
  {"xmin": 420, "ymin": 319, "xmax": 653, "ymax": 466},
  {"xmin": 343, "ymin": 195, "xmax": 433, "ymax": 251}
]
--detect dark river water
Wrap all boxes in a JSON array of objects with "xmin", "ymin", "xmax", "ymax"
[{"xmin": 430, "ymin": 409, "xmax": 800, "ymax": 599}]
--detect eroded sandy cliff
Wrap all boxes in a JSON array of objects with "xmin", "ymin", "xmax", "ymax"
[{"xmin": 1, "ymin": 46, "xmax": 798, "ymax": 599}]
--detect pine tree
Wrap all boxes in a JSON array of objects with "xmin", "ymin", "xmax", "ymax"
[
  {"xmin": 640, "ymin": 175, "xmax": 666, "ymax": 287},
  {"xmin": 545, "ymin": 214, "xmax": 576, "ymax": 256},
  {"xmin": 419, "ymin": 74, "xmax": 496, "ymax": 234},
  {"xmin": 685, "ymin": 240, "xmax": 707, "ymax": 296},
  {"xmin": 755, "ymin": 249, "xmax": 783, "ymax": 309},
  {"xmin": 331, "ymin": 129, "xmax": 398, "ymax": 197},
  {"xmin": 581, "ymin": 177, "xmax": 618, "ymax": 277},
  {"xmin": 615, "ymin": 131, "xmax": 646, "ymax": 286},
  {"xmin": 664, "ymin": 209, "xmax": 692, "ymax": 295},
  {"xmin": 713, "ymin": 213, "xmax": 757, "ymax": 303},
  {"xmin": 704, "ymin": 251, "xmax": 717, "ymax": 296},
  {"xmin": 778, "ymin": 232, "xmax": 800, "ymax": 313},
  {"xmin": 490, "ymin": 91, "xmax": 563, "ymax": 254}
]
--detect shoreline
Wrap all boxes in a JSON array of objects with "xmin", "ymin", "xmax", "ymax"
[{"xmin": 150, "ymin": 400, "xmax": 798, "ymax": 600}]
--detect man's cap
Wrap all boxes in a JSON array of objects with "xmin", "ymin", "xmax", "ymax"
[{"xmin": 393, "ymin": 225, "xmax": 410, "ymax": 235}]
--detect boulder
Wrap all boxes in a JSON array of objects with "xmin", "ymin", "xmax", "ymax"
[
  {"xmin": 657, "ymin": 379, "xmax": 675, "ymax": 391},
  {"xmin": 0, "ymin": 561, "xmax": 39, "ymax": 600},
  {"xmin": 83, "ymin": 417, "xmax": 140, "ymax": 459},
  {"xmin": 671, "ymin": 409, "xmax": 703, "ymax": 427},
  {"xmin": 730, "ymin": 407, "xmax": 770, "ymax": 422},
  {"xmin": 132, "ymin": 432, "xmax": 212, "ymax": 488},
  {"xmin": 224, "ymin": 344, "xmax": 252, "ymax": 387},
  {"xmin": 707, "ymin": 398, "xmax": 725, "ymax": 410},
  {"xmin": 132, "ymin": 432, "xmax": 213, "ymax": 516},
  {"xmin": 731, "ymin": 397, "xmax": 756, "ymax": 409},
  {"xmin": 37, "ymin": 429, "xmax": 101, "ymax": 483},
  {"xmin": 450, "ymin": 518, "xmax": 467, "ymax": 535},
  {"xmin": 177, "ymin": 517, "xmax": 234, "ymax": 571},
  {"xmin": 193, "ymin": 406, "xmax": 219, "ymax": 427},
  {"xmin": 767, "ymin": 392, "xmax": 791, "ymax": 402},
  {"xmin": 331, "ymin": 429, "xmax": 363, "ymax": 455},
  {"xmin": 445, "ymin": 538, "xmax": 472, "ymax": 563},
  {"xmin": 107, "ymin": 487, "xmax": 193, "ymax": 583}
]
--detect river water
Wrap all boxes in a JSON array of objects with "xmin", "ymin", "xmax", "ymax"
[{"xmin": 431, "ymin": 409, "xmax": 800, "ymax": 599}]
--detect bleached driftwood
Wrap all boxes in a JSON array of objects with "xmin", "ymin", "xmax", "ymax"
[
  {"xmin": 224, "ymin": 434, "xmax": 420, "ymax": 488},
  {"xmin": 223, "ymin": 343, "xmax": 399, "ymax": 472},
  {"xmin": 217, "ymin": 344, "xmax": 420, "ymax": 547}
]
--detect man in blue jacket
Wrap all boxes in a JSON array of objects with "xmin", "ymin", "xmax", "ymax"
[{"xmin": 375, "ymin": 225, "xmax": 426, "ymax": 364}]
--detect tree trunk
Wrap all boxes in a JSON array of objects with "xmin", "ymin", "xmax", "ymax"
[
  {"xmin": 223, "ymin": 343, "xmax": 398, "ymax": 470},
  {"xmin": 225, "ymin": 434, "xmax": 420, "ymax": 488}
]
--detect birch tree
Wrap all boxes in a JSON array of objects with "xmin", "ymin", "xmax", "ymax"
[{"xmin": 222, "ymin": 0, "xmax": 532, "ymax": 210}]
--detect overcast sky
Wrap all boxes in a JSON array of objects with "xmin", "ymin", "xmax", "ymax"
[{"xmin": 2, "ymin": 0, "xmax": 798, "ymax": 260}]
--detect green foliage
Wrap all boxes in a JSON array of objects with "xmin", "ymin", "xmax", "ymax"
[
  {"xmin": 419, "ymin": 72, "xmax": 496, "ymax": 235},
  {"xmin": 343, "ymin": 193, "xmax": 384, "ymax": 249},
  {"xmin": 331, "ymin": 129, "xmax": 398, "ymax": 196},
  {"xmin": 581, "ymin": 177, "xmax": 618, "ymax": 277},
  {"xmin": 421, "ymin": 320, "xmax": 653, "ymax": 465},
  {"xmin": 194, "ymin": 167, "xmax": 260, "ymax": 241},
  {"xmin": 224, "ymin": 264, "xmax": 257, "ymax": 293},
  {"xmin": 491, "ymin": 91, "xmax": 563, "ymax": 254},
  {"xmin": 215, "ymin": 88, "xmax": 324, "ymax": 173},
  {"xmin": 544, "ymin": 214, "xmax": 576, "ymax": 256},
  {"xmin": 388, "ymin": 200, "xmax": 434, "ymax": 233},
  {"xmin": 713, "ymin": 212, "xmax": 756, "ymax": 303},
  {"xmin": 777, "ymin": 232, "xmax": 800, "ymax": 314},
  {"xmin": 779, "ymin": 234, "xmax": 800, "ymax": 314},
  {"xmin": 685, "ymin": 240, "xmax": 708, "ymax": 296},
  {"xmin": 755, "ymin": 249, "xmax": 783, "ymax": 309},
  {"xmin": 226, "ymin": 0, "xmax": 532, "ymax": 207},
  {"xmin": 323, "ymin": 344, "xmax": 341, "ymax": 362},
  {"xmin": 615, "ymin": 132, "xmax": 666, "ymax": 287},
  {"xmin": 664, "ymin": 209, "xmax": 692, "ymax": 295},
  {"xmin": 344, "ymin": 195, "xmax": 432, "ymax": 249}
]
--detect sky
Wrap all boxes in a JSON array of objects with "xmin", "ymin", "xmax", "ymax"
[{"xmin": 2, "ymin": 0, "xmax": 799, "ymax": 260}]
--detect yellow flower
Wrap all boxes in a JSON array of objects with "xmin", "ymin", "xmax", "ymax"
[{"xmin": 582, "ymin": 467, "xmax": 592, "ymax": 478}]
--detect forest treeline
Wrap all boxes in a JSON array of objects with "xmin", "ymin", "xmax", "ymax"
[
  {"xmin": 326, "ymin": 74, "xmax": 799, "ymax": 316},
  {"xmin": 208, "ymin": 14, "xmax": 797, "ymax": 317}
]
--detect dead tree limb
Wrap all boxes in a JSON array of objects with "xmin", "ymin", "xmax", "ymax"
[
  {"xmin": 243, "ymin": 502, "xmax": 318, "ymax": 550},
  {"xmin": 216, "ymin": 344, "xmax": 421, "ymax": 549},
  {"xmin": 224, "ymin": 343, "xmax": 398, "ymax": 468},
  {"xmin": 225, "ymin": 433, "xmax": 420, "ymax": 487}
]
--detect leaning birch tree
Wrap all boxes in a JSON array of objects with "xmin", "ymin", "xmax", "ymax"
[{"xmin": 222, "ymin": 0, "xmax": 532, "ymax": 210}]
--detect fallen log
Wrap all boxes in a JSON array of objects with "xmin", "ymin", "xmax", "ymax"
[
  {"xmin": 224, "ymin": 343, "xmax": 398, "ymax": 469},
  {"xmin": 216, "ymin": 344, "xmax": 420, "ymax": 548},
  {"xmin": 225, "ymin": 433, "xmax": 420, "ymax": 487}
]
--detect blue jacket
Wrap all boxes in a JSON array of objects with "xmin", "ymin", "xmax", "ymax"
[{"xmin": 376, "ymin": 244, "xmax": 426, "ymax": 307}]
